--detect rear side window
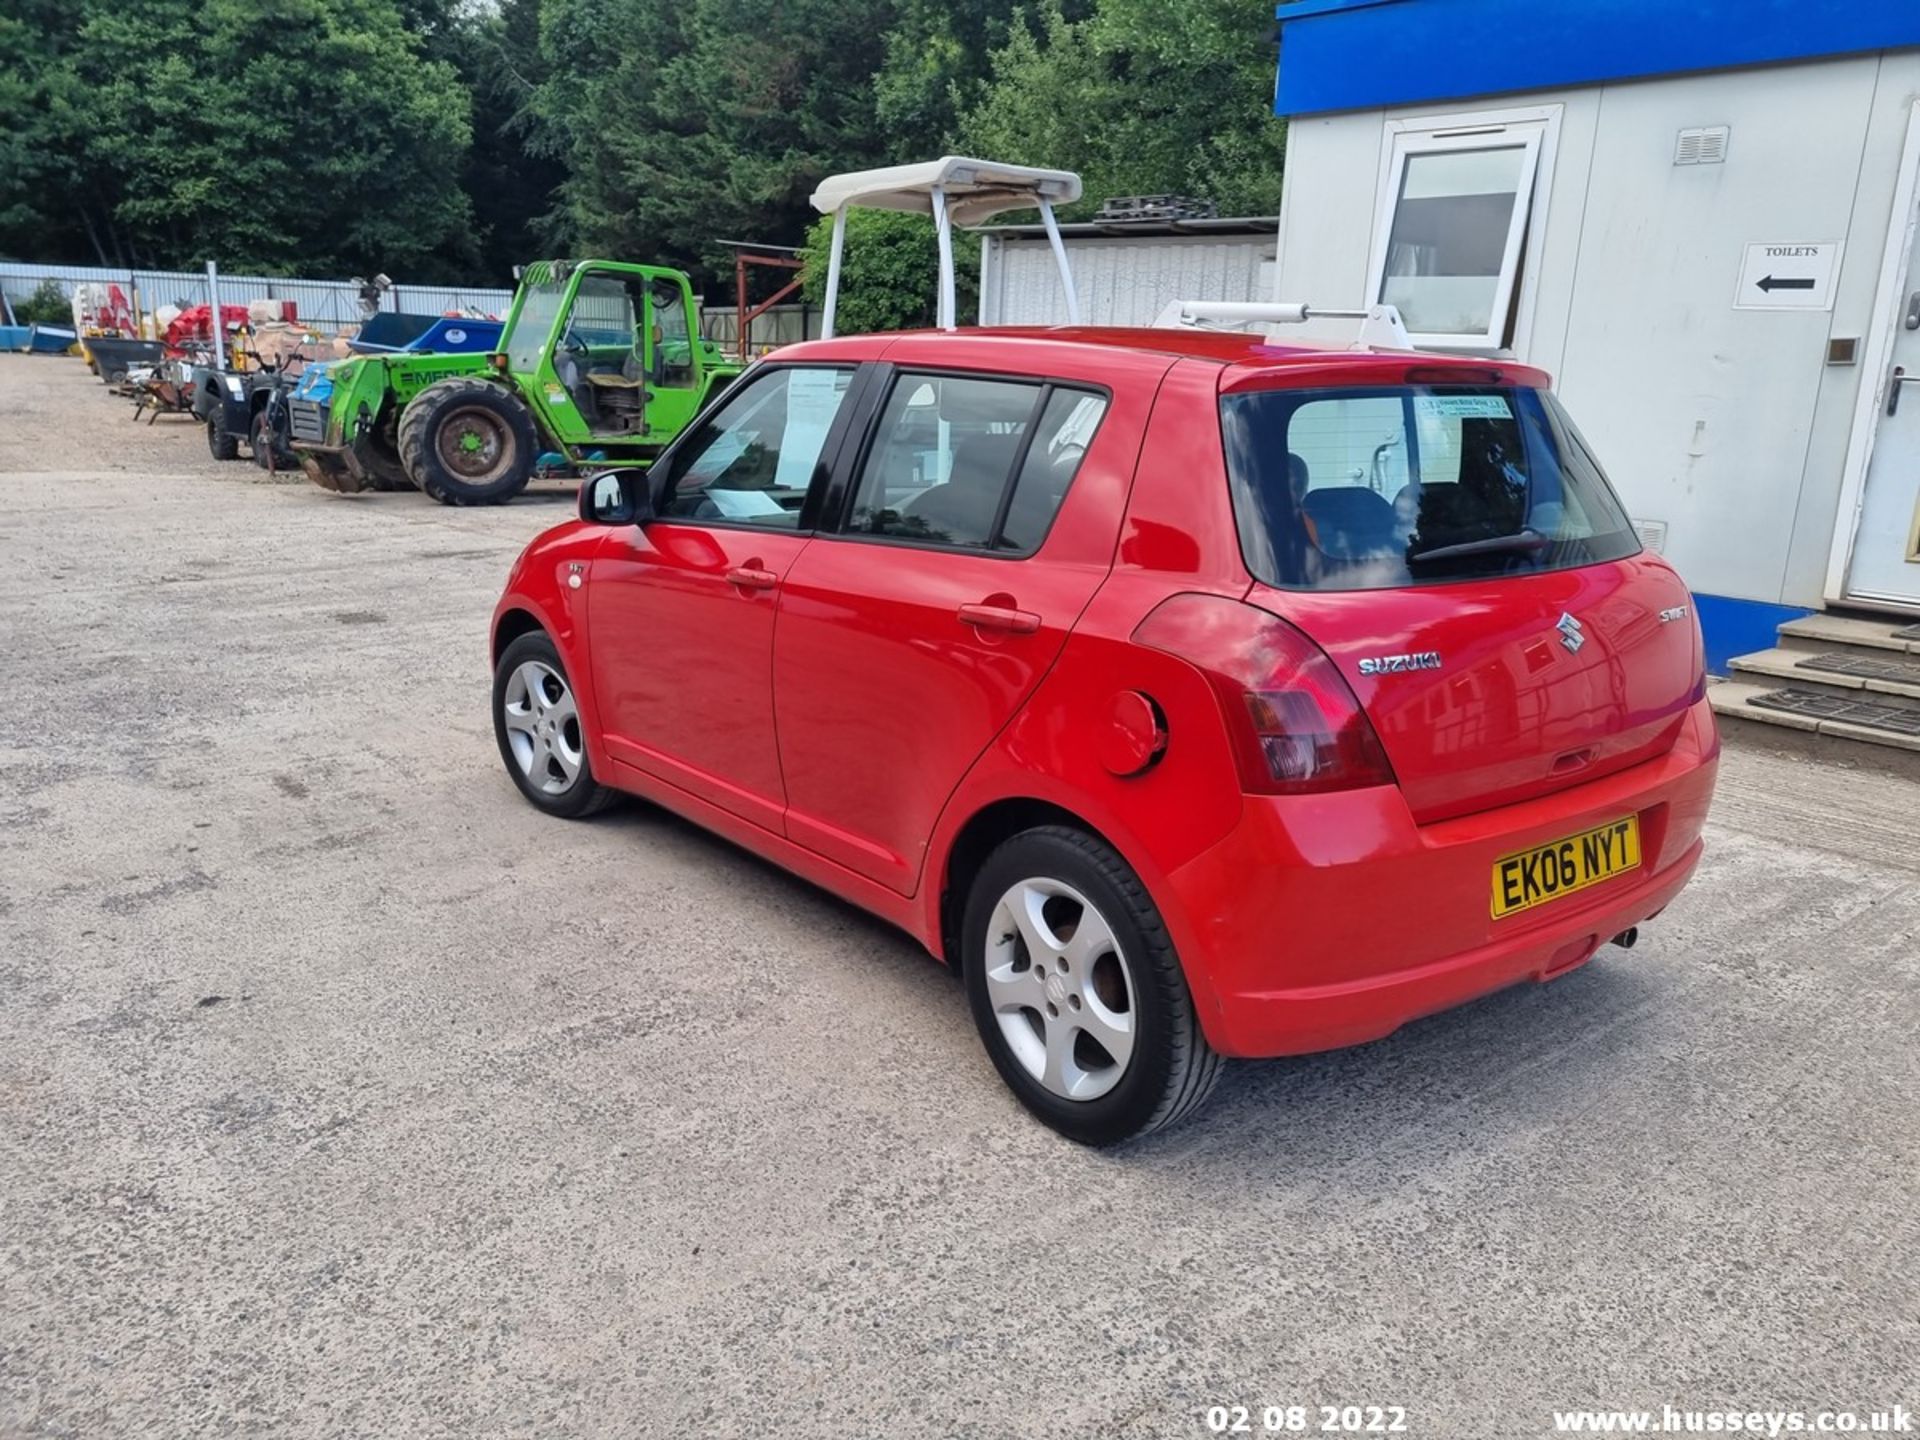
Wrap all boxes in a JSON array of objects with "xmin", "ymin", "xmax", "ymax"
[
  {"xmin": 999, "ymin": 389, "xmax": 1108, "ymax": 552},
  {"xmin": 1219, "ymin": 386, "xmax": 1639, "ymax": 591},
  {"xmin": 846, "ymin": 373, "xmax": 1107, "ymax": 553}
]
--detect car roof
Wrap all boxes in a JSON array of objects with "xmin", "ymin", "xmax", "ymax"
[{"xmin": 773, "ymin": 327, "xmax": 1554, "ymax": 389}]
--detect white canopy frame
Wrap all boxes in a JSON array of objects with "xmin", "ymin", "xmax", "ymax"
[{"xmin": 809, "ymin": 157, "xmax": 1083, "ymax": 337}]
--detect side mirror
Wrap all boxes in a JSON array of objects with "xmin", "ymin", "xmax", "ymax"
[{"xmin": 579, "ymin": 469, "xmax": 653, "ymax": 526}]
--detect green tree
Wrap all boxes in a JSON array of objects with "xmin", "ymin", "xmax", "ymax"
[
  {"xmin": 450, "ymin": 0, "xmax": 556, "ymax": 281},
  {"xmin": 0, "ymin": 0, "xmax": 113, "ymax": 264},
  {"xmin": 872, "ymin": 0, "xmax": 1032, "ymax": 160},
  {"xmin": 797, "ymin": 208, "xmax": 980, "ymax": 335},
  {"xmin": 528, "ymin": 0, "xmax": 698, "ymax": 266},
  {"xmin": 959, "ymin": 0, "xmax": 1285, "ymax": 217},
  {"xmin": 85, "ymin": 0, "xmax": 475, "ymax": 275},
  {"xmin": 2, "ymin": 0, "xmax": 1291, "ymax": 295},
  {"xmin": 12, "ymin": 280, "xmax": 71, "ymax": 326},
  {"xmin": 0, "ymin": 0, "xmax": 477, "ymax": 278},
  {"xmin": 532, "ymin": 0, "xmax": 904, "ymax": 284}
]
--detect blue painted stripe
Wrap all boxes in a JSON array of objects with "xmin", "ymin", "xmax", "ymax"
[
  {"xmin": 1276, "ymin": 0, "xmax": 1920, "ymax": 117},
  {"xmin": 1691, "ymin": 591, "xmax": 1812, "ymax": 678}
]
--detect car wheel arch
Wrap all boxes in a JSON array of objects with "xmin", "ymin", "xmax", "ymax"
[
  {"xmin": 936, "ymin": 797, "xmax": 1125, "ymax": 970},
  {"xmin": 491, "ymin": 600, "xmax": 619, "ymax": 785},
  {"xmin": 492, "ymin": 605, "xmax": 546, "ymax": 665}
]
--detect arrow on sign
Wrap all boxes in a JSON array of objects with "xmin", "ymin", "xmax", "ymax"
[{"xmin": 1756, "ymin": 275, "xmax": 1816, "ymax": 292}]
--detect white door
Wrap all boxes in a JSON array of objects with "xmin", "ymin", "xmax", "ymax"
[{"xmin": 1850, "ymin": 163, "xmax": 1920, "ymax": 606}]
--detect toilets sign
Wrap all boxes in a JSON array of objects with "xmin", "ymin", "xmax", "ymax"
[{"xmin": 1735, "ymin": 241, "xmax": 1840, "ymax": 311}]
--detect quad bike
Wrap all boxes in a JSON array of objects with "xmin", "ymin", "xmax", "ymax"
[{"xmin": 196, "ymin": 349, "xmax": 309, "ymax": 472}]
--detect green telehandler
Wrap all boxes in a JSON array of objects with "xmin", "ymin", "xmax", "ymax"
[{"xmin": 290, "ymin": 260, "xmax": 742, "ymax": 505}]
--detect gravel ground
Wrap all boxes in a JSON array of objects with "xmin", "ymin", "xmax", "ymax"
[
  {"xmin": 0, "ymin": 354, "xmax": 243, "ymax": 478},
  {"xmin": 1, "ymin": 352, "xmax": 1915, "ymax": 1439}
]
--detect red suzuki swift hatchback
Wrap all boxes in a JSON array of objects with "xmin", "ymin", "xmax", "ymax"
[{"xmin": 489, "ymin": 327, "xmax": 1718, "ymax": 1144}]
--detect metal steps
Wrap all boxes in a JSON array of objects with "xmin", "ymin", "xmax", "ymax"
[
  {"xmin": 1776, "ymin": 612, "xmax": 1920, "ymax": 658},
  {"xmin": 1728, "ymin": 647, "xmax": 1920, "ymax": 710},
  {"xmin": 1711, "ymin": 613, "xmax": 1920, "ymax": 753}
]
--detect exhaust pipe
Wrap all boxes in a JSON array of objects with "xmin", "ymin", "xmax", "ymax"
[{"xmin": 1610, "ymin": 927, "xmax": 1638, "ymax": 950}]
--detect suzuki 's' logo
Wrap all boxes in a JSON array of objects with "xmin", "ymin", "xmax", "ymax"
[{"xmin": 1557, "ymin": 612, "xmax": 1586, "ymax": 654}]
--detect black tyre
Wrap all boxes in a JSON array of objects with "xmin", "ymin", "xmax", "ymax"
[
  {"xmin": 962, "ymin": 826, "xmax": 1222, "ymax": 1145},
  {"xmin": 207, "ymin": 417, "xmax": 240, "ymax": 462},
  {"xmin": 491, "ymin": 631, "xmax": 618, "ymax": 819},
  {"xmin": 250, "ymin": 410, "xmax": 282, "ymax": 471},
  {"xmin": 358, "ymin": 426, "xmax": 415, "ymax": 492},
  {"xmin": 398, "ymin": 378, "xmax": 536, "ymax": 506}
]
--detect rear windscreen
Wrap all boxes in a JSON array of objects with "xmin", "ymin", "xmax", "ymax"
[{"xmin": 1220, "ymin": 386, "xmax": 1640, "ymax": 591}]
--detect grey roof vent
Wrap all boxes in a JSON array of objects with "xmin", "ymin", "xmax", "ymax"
[{"xmin": 1674, "ymin": 126, "xmax": 1730, "ymax": 166}]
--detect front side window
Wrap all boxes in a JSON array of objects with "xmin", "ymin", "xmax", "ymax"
[
  {"xmin": 660, "ymin": 366, "xmax": 855, "ymax": 527},
  {"xmin": 1370, "ymin": 119, "xmax": 1547, "ymax": 350},
  {"xmin": 502, "ymin": 277, "xmax": 567, "ymax": 373},
  {"xmin": 1220, "ymin": 385, "xmax": 1638, "ymax": 592},
  {"xmin": 846, "ymin": 373, "xmax": 1107, "ymax": 552},
  {"xmin": 565, "ymin": 273, "xmax": 639, "ymax": 351}
]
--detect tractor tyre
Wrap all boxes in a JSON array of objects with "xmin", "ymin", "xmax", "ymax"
[
  {"xmin": 398, "ymin": 378, "xmax": 536, "ymax": 506},
  {"xmin": 207, "ymin": 417, "xmax": 240, "ymax": 462},
  {"xmin": 360, "ymin": 425, "xmax": 416, "ymax": 493}
]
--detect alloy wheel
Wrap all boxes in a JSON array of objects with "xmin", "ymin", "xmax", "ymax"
[
  {"xmin": 500, "ymin": 660, "xmax": 583, "ymax": 795},
  {"xmin": 983, "ymin": 877, "xmax": 1137, "ymax": 1101}
]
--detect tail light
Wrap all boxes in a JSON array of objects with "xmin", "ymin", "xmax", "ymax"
[{"xmin": 1133, "ymin": 594, "xmax": 1396, "ymax": 795}]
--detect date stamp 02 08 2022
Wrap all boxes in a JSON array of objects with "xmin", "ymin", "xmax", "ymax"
[{"xmin": 1203, "ymin": 1404, "xmax": 1411, "ymax": 1435}]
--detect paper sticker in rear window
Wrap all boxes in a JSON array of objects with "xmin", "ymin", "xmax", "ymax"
[{"xmin": 1413, "ymin": 394, "xmax": 1513, "ymax": 419}]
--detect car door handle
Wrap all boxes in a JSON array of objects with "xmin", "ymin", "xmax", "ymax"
[
  {"xmin": 957, "ymin": 602, "xmax": 1040, "ymax": 634},
  {"xmin": 725, "ymin": 565, "xmax": 779, "ymax": 590}
]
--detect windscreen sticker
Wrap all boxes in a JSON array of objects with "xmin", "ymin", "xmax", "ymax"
[
  {"xmin": 706, "ymin": 488, "xmax": 786, "ymax": 518},
  {"xmin": 775, "ymin": 369, "xmax": 849, "ymax": 487},
  {"xmin": 1414, "ymin": 394, "xmax": 1512, "ymax": 419}
]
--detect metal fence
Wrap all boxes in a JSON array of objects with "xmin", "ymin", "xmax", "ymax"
[
  {"xmin": 1, "ymin": 259, "xmax": 822, "ymax": 355},
  {"xmin": 699, "ymin": 301, "xmax": 822, "ymax": 353},
  {"xmin": 0, "ymin": 261, "xmax": 515, "ymax": 335}
]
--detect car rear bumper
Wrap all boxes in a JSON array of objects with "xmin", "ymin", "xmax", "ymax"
[{"xmin": 1167, "ymin": 699, "xmax": 1720, "ymax": 1058}]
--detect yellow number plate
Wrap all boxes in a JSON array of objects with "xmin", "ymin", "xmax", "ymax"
[{"xmin": 1491, "ymin": 816, "xmax": 1641, "ymax": 919}]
